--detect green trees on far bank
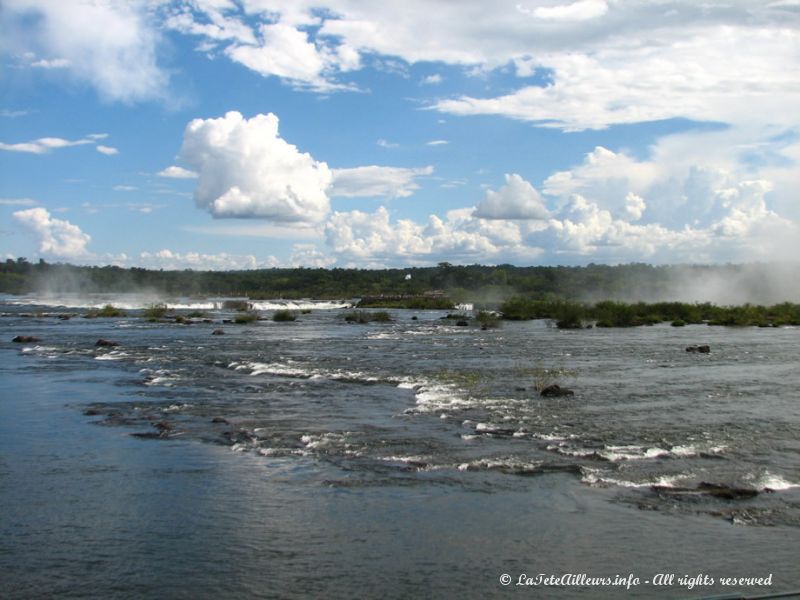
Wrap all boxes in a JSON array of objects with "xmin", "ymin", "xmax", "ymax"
[{"xmin": 3, "ymin": 258, "xmax": 800, "ymax": 330}]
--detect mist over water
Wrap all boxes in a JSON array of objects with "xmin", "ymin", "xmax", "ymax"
[
  {"xmin": 576, "ymin": 263, "xmax": 800, "ymax": 305},
  {"xmin": 664, "ymin": 263, "xmax": 800, "ymax": 305}
]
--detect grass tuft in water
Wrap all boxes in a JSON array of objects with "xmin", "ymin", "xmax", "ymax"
[
  {"xmin": 87, "ymin": 304, "xmax": 126, "ymax": 318},
  {"xmin": 343, "ymin": 311, "xmax": 392, "ymax": 323},
  {"xmin": 272, "ymin": 309, "xmax": 297, "ymax": 322}
]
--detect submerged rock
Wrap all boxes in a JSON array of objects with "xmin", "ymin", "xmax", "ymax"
[
  {"xmin": 686, "ymin": 344, "xmax": 711, "ymax": 353},
  {"xmin": 95, "ymin": 339, "xmax": 120, "ymax": 347},
  {"xmin": 12, "ymin": 335, "xmax": 40, "ymax": 343},
  {"xmin": 211, "ymin": 329, "xmax": 225, "ymax": 335},
  {"xmin": 651, "ymin": 482, "xmax": 759, "ymax": 500},
  {"xmin": 540, "ymin": 384, "xmax": 575, "ymax": 397},
  {"xmin": 211, "ymin": 417, "xmax": 229, "ymax": 424},
  {"xmin": 132, "ymin": 420, "xmax": 173, "ymax": 439},
  {"xmin": 455, "ymin": 319, "xmax": 469, "ymax": 327},
  {"xmin": 130, "ymin": 431, "xmax": 163, "ymax": 439}
]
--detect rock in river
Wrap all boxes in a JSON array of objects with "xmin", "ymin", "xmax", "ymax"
[
  {"xmin": 540, "ymin": 384, "xmax": 575, "ymax": 397},
  {"xmin": 686, "ymin": 344, "xmax": 711, "ymax": 353}
]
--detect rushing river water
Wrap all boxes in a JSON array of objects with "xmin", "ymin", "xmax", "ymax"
[{"xmin": 1, "ymin": 295, "xmax": 799, "ymax": 599}]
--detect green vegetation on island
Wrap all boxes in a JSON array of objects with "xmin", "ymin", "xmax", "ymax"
[
  {"xmin": 343, "ymin": 311, "xmax": 392, "ymax": 323},
  {"xmin": 233, "ymin": 312, "xmax": 259, "ymax": 324},
  {"xmin": 356, "ymin": 295, "xmax": 455, "ymax": 310},
  {"xmin": 86, "ymin": 304, "xmax": 127, "ymax": 318},
  {"xmin": 500, "ymin": 298, "xmax": 800, "ymax": 328},
  {"xmin": 143, "ymin": 303, "xmax": 169, "ymax": 321},
  {"xmin": 272, "ymin": 309, "xmax": 297, "ymax": 322}
]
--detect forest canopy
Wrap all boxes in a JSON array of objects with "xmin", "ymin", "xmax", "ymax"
[{"xmin": 2, "ymin": 258, "xmax": 798, "ymax": 307}]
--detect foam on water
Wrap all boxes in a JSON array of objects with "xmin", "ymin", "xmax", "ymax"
[
  {"xmin": 581, "ymin": 468, "xmax": 687, "ymax": 489},
  {"xmin": 139, "ymin": 368, "xmax": 182, "ymax": 387},
  {"xmin": 250, "ymin": 300, "xmax": 352, "ymax": 311},
  {"xmin": 230, "ymin": 360, "xmax": 385, "ymax": 384},
  {"xmin": 233, "ymin": 361, "xmax": 312, "ymax": 378},
  {"xmin": 5, "ymin": 294, "xmax": 352, "ymax": 311},
  {"xmin": 20, "ymin": 345, "xmax": 59, "ymax": 357},
  {"xmin": 95, "ymin": 351, "xmax": 129, "ymax": 361},
  {"xmin": 378, "ymin": 455, "xmax": 430, "ymax": 465},
  {"xmin": 407, "ymin": 383, "xmax": 472, "ymax": 413},
  {"xmin": 548, "ymin": 442, "xmax": 724, "ymax": 462},
  {"xmin": 749, "ymin": 472, "xmax": 800, "ymax": 491}
]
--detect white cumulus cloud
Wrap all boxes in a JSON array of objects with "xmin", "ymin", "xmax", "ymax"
[
  {"xmin": 526, "ymin": 0, "xmax": 608, "ymax": 21},
  {"xmin": 137, "ymin": 249, "xmax": 260, "ymax": 271},
  {"xmin": 317, "ymin": 129, "xmax": 799, "ymax": 266},
  {"xmin": 13, "ymin": 207, "xmax": 91, "ymax": 258},
  {"xmin": 157, "ymin": 165, "xmax": 198, "ymax": 179},
  {"xmin": 179, "ymin": 111, "xmax": 332, "ymax": 222},
  {"xmin": 324, "ymin": 206, "xmax": 537, "ymax": 266},
  {"xmin": 167, "ymin": 4, "xmax": 360, "ymax": 92},
  {"xmin": 474, "ymin": 173, "xmax": 550, "ymax": 220}
]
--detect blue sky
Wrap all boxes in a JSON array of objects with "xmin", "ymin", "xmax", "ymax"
[{"xmin": 1, "ymin": 0, "xmax": 799, "ymax": 269}]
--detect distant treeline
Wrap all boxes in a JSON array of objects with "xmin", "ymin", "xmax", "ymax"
[{"xmin": 0, "ymin": 257, "xmax": 797, "ymax": 307}]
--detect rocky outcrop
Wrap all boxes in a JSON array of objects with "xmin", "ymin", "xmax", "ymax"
[
  {"xmin": 685, "ymin": 344, "xmax": 710, "ymax": 353},
  {"xmin": 211, "ymin": 329, "xmax": 225, "ymax": 335},
  {"xmin": 12, "ymin": 335, "xmax": 40, "ymax": 343},
  {"xmin": 95, "ymin": 339, "xmax": 120, "ymax": 347},
  {"xmin": 540, "ymin": 384, "xmax": 575, "ymax": 397}
]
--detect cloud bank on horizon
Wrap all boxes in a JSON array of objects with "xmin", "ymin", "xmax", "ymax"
[{"xmin": 2, "ymin": 0, "xmax": 799, "ymax": 269}]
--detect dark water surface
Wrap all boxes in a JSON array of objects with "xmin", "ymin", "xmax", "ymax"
[{"xmin": 1, "ymin": 296, "xmax": 799, "ymax": 598}]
